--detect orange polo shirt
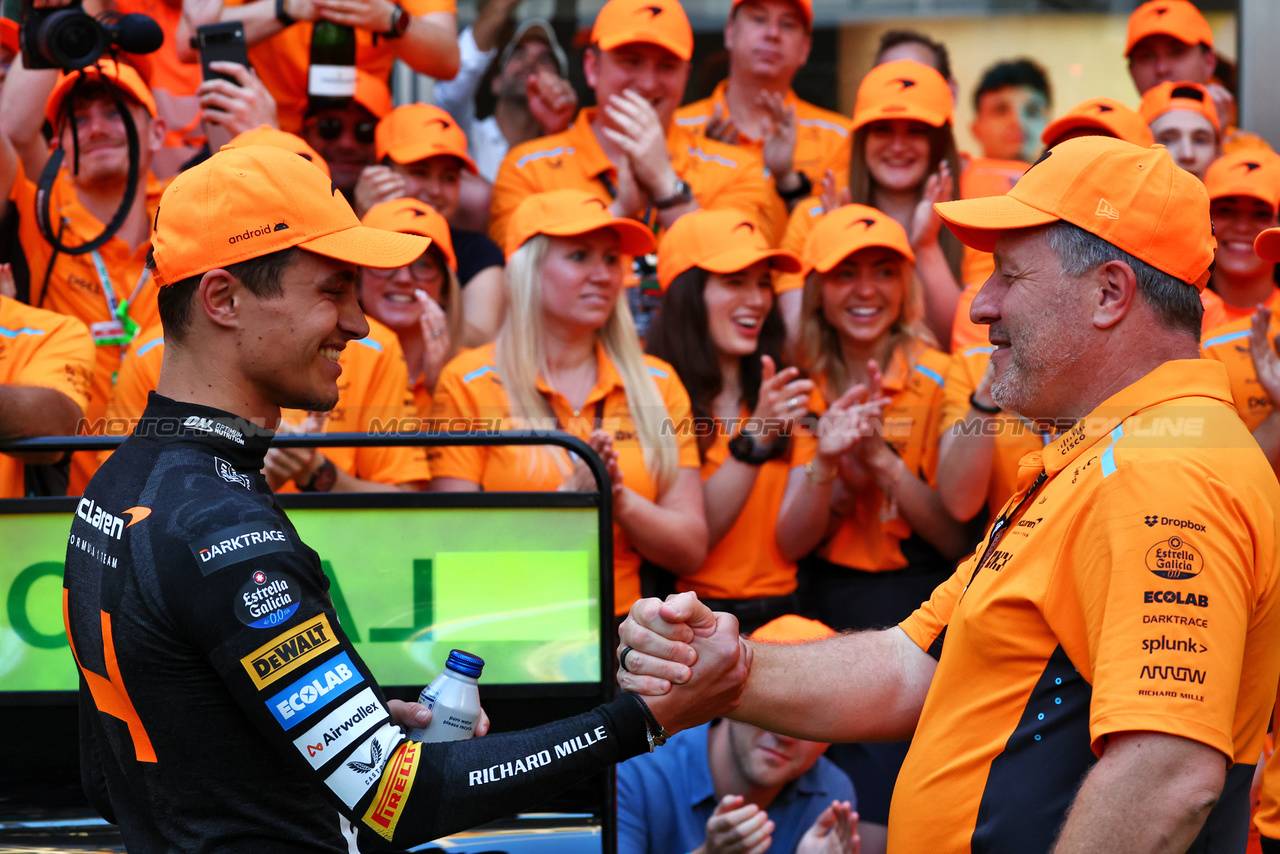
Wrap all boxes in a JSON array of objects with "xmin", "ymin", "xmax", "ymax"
[
  {"xmin": 1256, "ymin": 714, "xmax": 1280, "ymax": 840},
  {"xmin": 0, "ymin": 296, "xmax": 95, "ymax": 498},
  {"xmin": 893, "ymin": 358, "xmax": 1280, "ymax": 853},
  {"xmin": 774, "ymin": 197, "xmax": 822, "ymax": 294},
  {"xmin": 675, "ymin": 410, "xmax": 813, "ymax": 601},
  {"xmin": 809, "ymin": 341, "xmax": 950, "ymax": 571},
  {"xmin": 224, "ymin": 0, "xmax": 454, "ymax": 134},
  {"xmin": 105, "ymin": 318, "xmax": 429, "ymax": 487},
  {"xmin": 939, "ymin": 344, "xmax": 1051, "ymax": 515},
  {"xmin": 1202, "ymin": 309, "xmax": 1280, "ymax": 432},
  {"xmin": 428, "ymin": 342, "xmax": 700, "ymax": 615},
  {"xmin": 674, "ymin": 81, "xmax": 851, "ymax": 190},
  {"xmin": 8, "ymin": 160, "xmax": 163, "ymax": 494},
  {"xmin": 489, "ymin": 109, "xmax": 783, "ymax": 250}
]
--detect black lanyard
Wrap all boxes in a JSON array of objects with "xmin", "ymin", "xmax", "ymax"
[{"xmin": 962, "ymin": 469, "xmax": 1048, "ymax": 599}]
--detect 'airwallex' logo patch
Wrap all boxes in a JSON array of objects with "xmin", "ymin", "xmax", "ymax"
[
  {"xmin": 190, "ymin": 521, "xmax": 292, "ymax": 575},
  {"xmin": 235, "ymin": 569, "xmax": 301, "ymax": 629}
]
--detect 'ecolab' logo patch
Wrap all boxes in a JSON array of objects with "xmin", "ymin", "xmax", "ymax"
[{"xmin": 266, "ymin": 650, "xmax": 362, "ymax": 729}]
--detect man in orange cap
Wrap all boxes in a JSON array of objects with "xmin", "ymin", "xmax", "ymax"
[
  {"xmin": 357, "ymin": 102, "xmax": 504, "ymax": 342},
  {"xmin": 489, "ymin": 0, "xmax": 780, "ymax": 249},
  {"xmin": 64, "ymin": 144, "xmax": 748, "ymax": 851},
  {"xmin": 619, "ymin": 136, "xmax": 1280, "ymax": 854},
  {"xmin": 0, "ymin": 58, "xmax": 166, "ymax": 493},
  {"xmin": 1139, "ymin": 80, "xmax": 1220, "ymax": 180},
  {"xmin": 299, "ymin": 70, "xmax": 392, "ymax": 204},
  {"xmin": 1126, "ymin": 1, "xmax": 1222, "ymax": 115},
  {"xmin": 673, "ymin": 0, "xmax": 849, "ymax": 214},
  {"xmin": 1039, "ymin": 97, "xmax": 1154, "ymax": 150},
  {"xmin": 619, "ymin": 615, "xmax": 856, "ymax": 854}
]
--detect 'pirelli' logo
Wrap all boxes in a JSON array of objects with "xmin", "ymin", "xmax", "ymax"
[
  {"xmin": 363, "ymin": 740, "xmax": 421, "ymax": 840},
  {"xmin": 241, "ymin": 615, "xmax": 336, "ymax": 690}
]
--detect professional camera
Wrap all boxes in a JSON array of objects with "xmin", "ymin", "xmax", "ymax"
[{"xmin": 20, "ymin": 0, "xmax": 162, "ymax": 71}]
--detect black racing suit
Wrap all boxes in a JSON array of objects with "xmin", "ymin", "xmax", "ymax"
[{"xmin": 63, "ymin": 392, "xmax": 652, "ymax": 853}]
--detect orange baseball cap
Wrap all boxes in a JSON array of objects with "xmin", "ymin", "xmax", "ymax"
[
  {"xmin": 1139, "ymin": 80, "xmax": 1220, "ymax": 133},
  {"xmin": 1203, "ymin": 149, "xmax": 1280, "ymax": 210},
  {"xmin": 852, "ymin": 59, "xmax": 953, "ymax": 132},
  {"xmin": 801, "ymin": 204, "xmax": 915, "ymax": 275},
  {"xmin": 590, "ymin": 0, "xmax": 693, "ymax": 62},
  {"xmin": 151, "ymin": 146, "xmax": 428, "ymax": 286},
  {"xmin": 934, "ymin": 136, "xmax": 1215, "ymax": 289},
  {"xmin": 0, "ymin": 18, "xmax": 18, "ymax": 54},
  {"xmin": 1041, "ymin": 98, "xmax": 1154, "ymax": 149},
  {"xmin": 749, "ymin": 615, "xmax": 835, "ymax": 644},
  {"xmin": 354, "ymin": 70, "xmax": 393, "ymax": 120},
  {"xmin": 227, "ymin": 126, "xmax": 330, "ymax": 177},
  {"xmin": 504, "ymin": 189, "xmax": 656, "ymax": 259},
  {"xmin": 656, "ymin": 209, "xmax": 800, "ymax": 290},
  {"xmin": 361, "ymin": 198, "xmax": 457, "ymax": 272},
  {"xmin": 1126, "ymin": 0, "xmax": 1214, "ymax": 55},
  {"xmin": 375, "ymin": 103, "xmax": 478, "ymax": 173},
  {"xmin": 731, "ymin": 0, "xmax": 812, "ymax": 28},
  {"xmin": 46, "ymin": 58, "xmax": 157, "ymax": 127}
]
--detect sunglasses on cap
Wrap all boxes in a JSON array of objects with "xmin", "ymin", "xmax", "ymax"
[{"xmin": 310, "ymin": 117, "xmax": 376, "ymax": 145}]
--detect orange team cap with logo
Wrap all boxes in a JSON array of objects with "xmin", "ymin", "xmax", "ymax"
[
  {"xmin": 731, "ymin": 0, "xmax": 812, "ymax": 27},
  {"xmin": 0, "ymin": 18, "xmax": 18, "ymax": 54},
  {"xmin": 504, "ymin": 189, "xmax": 656, "ymax": 259},
  {"xmin": 1126, "ymin": 0, "xmax": 1214, "ymax": 55},
  {"xmin": 1138, "ymin": 80, "xmax": 1220, "ymax": 133},
  {"xmin": 151, "ymin": 145, "xmax": 428, "ymax": 286},
  {"xmin": 591, "ymin": 0, "xmax": 693, "ymax": 61},
  {"xmin": 1203, "ymin": 149, "xmax": 1280, "ymax": 210},
  {"xmin": 851, "ymin": 59, "xmax": 953, "ymax": 132},
  {"xmin": 801, "ymin": 204, "xmax": 915, "ymax": 275},
  {"xmin": 354, "ymin": 69, "xmax": 393, "ymax": 119},
  {"xmin": 361, "ymin": 197, "xmax": 456, "ymax": 272},
  {"xmin": 45, "ymin": 58, "xmax": 157, "ymax": 127},
  {"xmin": 227, "ymin": 126, "xmax": 330, "ymax": 177},
  {"xmin": 376, "ymin": 103, "xmax": 477, "ymax": 173},
  {"xmin": 656, "ymin": 209, "xmax": 800, "ymax": 290},
  {"xmin": 1041, "ymin": 98, "xmax": 1154, "ymax": 149},
  {"xmin": 750, "ymin": 614, "xmax": 836, "ymax": 644},
  {"xmin": 934, "ymin": 135, "xmax": 1215, "ymax": 290}
]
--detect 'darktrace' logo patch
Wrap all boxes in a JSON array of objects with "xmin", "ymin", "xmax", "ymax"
[
  {"xmin": 1146, "ymin": 536, "xmax": 1204, "ymax": 581},
  {"xmin": 191, "ymin": 521, "xmax": 292, "ymax": 575}
]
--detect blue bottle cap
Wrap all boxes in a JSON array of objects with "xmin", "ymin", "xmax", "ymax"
[{"xmin": 445, "ymin": 649, "xmax": 484, "ymax": 678}]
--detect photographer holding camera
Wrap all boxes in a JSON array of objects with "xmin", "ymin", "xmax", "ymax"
[{"xmin": 0, "ymin": 15, "xmax": 166, "ymax": 492}]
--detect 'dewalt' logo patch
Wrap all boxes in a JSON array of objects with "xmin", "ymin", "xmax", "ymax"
[
  {"xmin": 241, "ymin": 614, "xmax": 337, "ymax": 689},
  {"xmin": 1146, "ymin": 536, "xmax": 1204, "ymax": 581}
]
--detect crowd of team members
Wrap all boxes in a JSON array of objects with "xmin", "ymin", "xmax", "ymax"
[{"xmin": 3, "ymin": 0, "xmax": 1280, "ymax": 848}]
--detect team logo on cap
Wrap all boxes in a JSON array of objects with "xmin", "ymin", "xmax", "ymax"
[
  {"xmin": 331, "ymin": 181, "xmax": 341, "ymax": 196},
  {"xmin": 582, "ymin": 197, "xmax": 608, "ymax": 210},
  {"xmin": 1095, "ymin": 199, "xmax": 1120, "ymax": 220},
  {"xmin": 1154, "ymin": 5, "xmax": 1169, "ymax": 14},
  {"xmin": 409, "ymin": 208, "xmax": 428, "ymax": 217},
  {"xmin": 639, "ymin": 5, "xmax": 663, "ymax": 16},
  {"xmin": 426, "ymin": 118, "xmax": 452, "ymax": 131},
  {"xmin": 890, "ymin": 78, "xmax": 917, "ymax": 90},
  {"xmin": 733, "ymin": 221, "xmax": 756, "ymax": 233},
  {"xmin": 1096, "ymin": 104, "xmax": 1115, "ymax": 113},
  {"xmin": 1239, "ymin": 161, "xmax": 1263, "ymax": 173},
  {"xmin": 848, "ymin": 217, "xmax": 877, "ymax": 230}
]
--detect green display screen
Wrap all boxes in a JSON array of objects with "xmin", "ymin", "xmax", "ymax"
[{"xmin": 1, "ymin": 503, "xmax": 603, "ymax": 693}]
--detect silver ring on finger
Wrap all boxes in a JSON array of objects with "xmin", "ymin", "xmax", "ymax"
[
  {"xmin": 789, "ymin": 396, "xmax": 802, "ymax": 409},
  {"xmin": 431, "ymin": 328, "xmax": 443, "ymax": 338}
]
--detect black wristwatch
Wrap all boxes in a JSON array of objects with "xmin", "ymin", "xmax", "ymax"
[
  {"xmin": 275, "ymin": 0, "xmax": 295, "ymax": 27},
  {"xmin": 728, "ymin": 431, "xmax": 789, "ymax": 465},
  {"xmin": 299, "ymin": 457, "xmax": 337, "ymax": 492},
  {"xmin": 384, "ymin": 3, "xmax": 411, "ymax": 38},
  {"xmin": 653, "ymin": 178, "xmax": 693, "ymax": 210},
  {"xmin": 776, "ymin": 170, "xmax": 812, "ymax": 203}
]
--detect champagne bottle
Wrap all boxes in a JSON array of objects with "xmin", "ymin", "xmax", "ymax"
[{"xmin": 307, "ymin": 19, "xmax": 356, "ymax": 112}]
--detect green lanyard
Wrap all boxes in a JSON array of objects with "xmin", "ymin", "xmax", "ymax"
[{"xmin": 88, "ymin": 249, "xmax": 148, "ymax": 348}]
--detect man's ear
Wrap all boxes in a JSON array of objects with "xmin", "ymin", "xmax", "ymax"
[
  {"xmin": 583, "ymin": 45, "xmax": 599, "ymax": 90},
  {"xmin": 1092, "ymin": 259, "xmax": 1139, "ymax": 330},
  {"xmin": 198, "ymin": 269, "xmax": 242, "ymax": 330},
  {"xmin": 144, "ymin": 113, "xmax": 167, "ymax": 156}
]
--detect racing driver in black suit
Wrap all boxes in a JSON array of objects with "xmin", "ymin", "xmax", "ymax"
[{"xmin": 62, "ymin": 144, "xmax": 749, "ymax": 853}]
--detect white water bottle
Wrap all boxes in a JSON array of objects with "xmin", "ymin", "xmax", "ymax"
[{"xmin": 407, "ymin": 649, "xmax": 484, "ymax": 742}]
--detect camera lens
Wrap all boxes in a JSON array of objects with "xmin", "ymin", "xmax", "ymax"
[{"xmin": 39, "ymin": 10, "xmax": 106, "ymax": 69}]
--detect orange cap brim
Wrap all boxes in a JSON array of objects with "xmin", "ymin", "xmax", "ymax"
[
  {"xmin": 385, "ymin": 144, "xmax": 478, "ymax": 174},
  {"xmin": 699, "ymin": 246, "xmax": 802, "ymax": 277},
  {"xmin": 299, "ymin": 226, "xmax": 431, "ymax": 270},
  {"xmin": 933, "ymin": 195, "xmax": 1062, "ymax": 253},
  {"xmin": 595, "ymin": 30, "xmax": 691, "ymax": 61},
  {"xmin": 1254, "ymin": 228, "xmax": 1280, "ymax": 263},
  {"xmin": 540, "ymin": 218, "xmax": 657, "ymax": 257}
]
